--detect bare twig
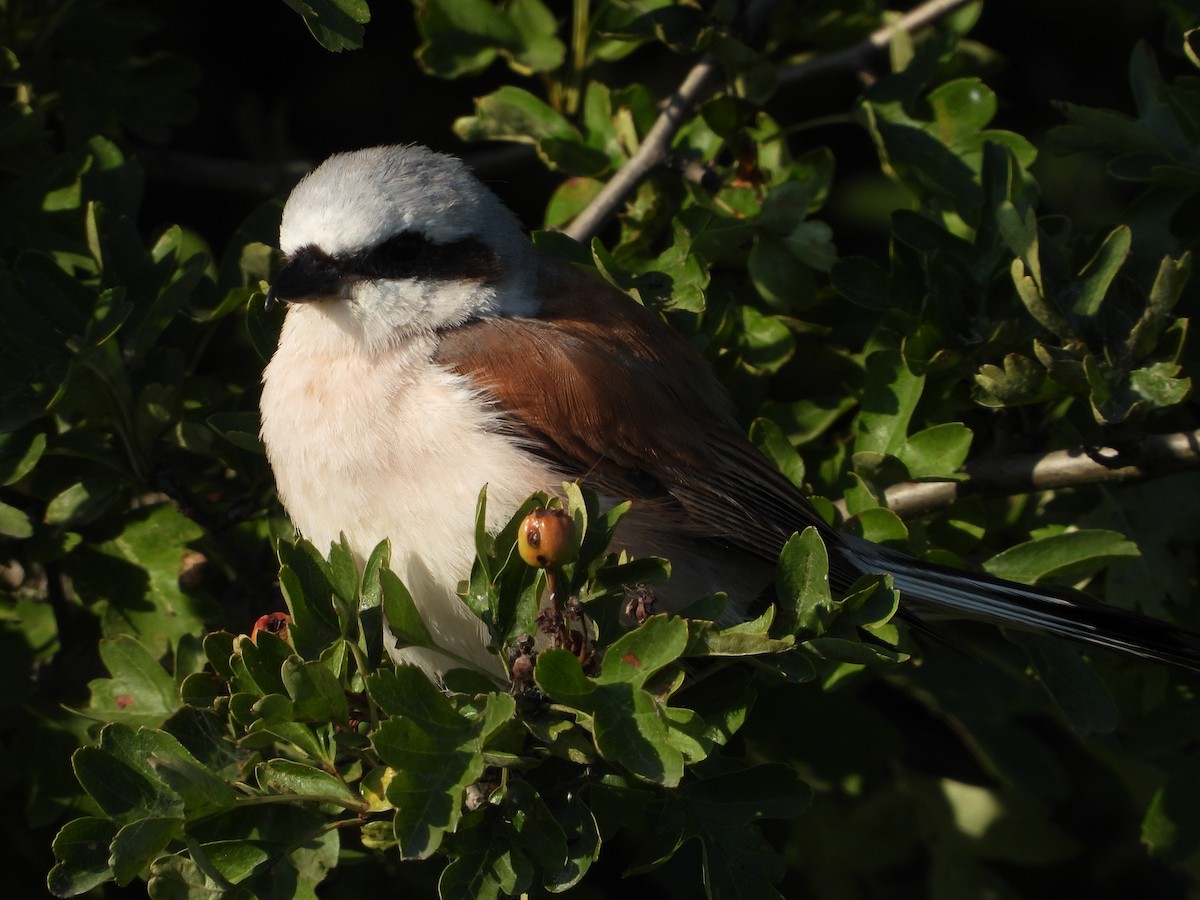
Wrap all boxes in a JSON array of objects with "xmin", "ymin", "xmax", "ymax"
[
  {"xmin": 564, "ymin": 55, "xmax": 721, "ymax": 242},
  {"xmin": 779, "ymin": 0, "xmax": 974, "ymax": 85},
  {"xmin": 833, "ymin": 429, "xmax": 1200, "ymax": 520},
  {"xmin": 564, "ymin": 0, "xmax": 974, "ymax": 243}
]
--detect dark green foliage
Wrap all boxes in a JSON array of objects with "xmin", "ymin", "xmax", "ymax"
[
  {"xmin": 0, "ymin": 0, "xmax": 1195, "ymax": 897},
  {"xmin": 51, "ymin": 493, "xmax": 820, "ymax": 898}
]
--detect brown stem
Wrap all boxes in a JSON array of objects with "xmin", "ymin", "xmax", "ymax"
[
  {"xmin": 778, "ymin": 0, "xmax": 975, "ymax": 86},
  {"xmin": 564, "ymin": 55, "xmax": 721, "ymax": 243},
  {"xmin": 833, "ymin": 428, "xmax": 1200, "ymax": 519},
  {"xmin": 563, "ymin": 0, "xmax": 973, "ymax": 242}
]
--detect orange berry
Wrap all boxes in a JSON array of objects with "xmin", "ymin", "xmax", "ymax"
[{"xmin": 517, "ymin": 507, "xmax": 577, "ymax": 569}]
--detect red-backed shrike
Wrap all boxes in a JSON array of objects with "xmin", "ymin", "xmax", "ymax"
[{"xmin": 260, "ymin": 144, "xmax": 1200, "ymax": 675}]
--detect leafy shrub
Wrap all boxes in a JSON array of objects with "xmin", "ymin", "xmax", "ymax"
[{"xmin": 0, "ymin": 0, "xmax": 1195, "ymax": 896}]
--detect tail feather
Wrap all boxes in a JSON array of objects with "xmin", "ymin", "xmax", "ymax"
[{"xmin": 843, "ymin": 538, "xmax": 1200, "ymax": 672}]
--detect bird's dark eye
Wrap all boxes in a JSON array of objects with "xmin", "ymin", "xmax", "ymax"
[
  {"xmin": 383, "ymin": 232, "xmax": 424, "ymax": 261},
  {"xmin": 363, "ymin": 231, "xmax": 428, "ymax": 277}
]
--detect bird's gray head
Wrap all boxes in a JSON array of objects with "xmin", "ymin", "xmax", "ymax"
[{"xmin": 269, "ymin": 145, "xmax": 537, "ymax": 350}]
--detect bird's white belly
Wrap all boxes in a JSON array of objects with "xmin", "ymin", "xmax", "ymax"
[{"xmin": 261, "ymin": 335, "xmax": 557, "ymax": 675}]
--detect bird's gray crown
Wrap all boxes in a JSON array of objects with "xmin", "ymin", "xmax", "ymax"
[{"xmin": 279, "ymin": 144, "xmax": 525, "ymax": 259}]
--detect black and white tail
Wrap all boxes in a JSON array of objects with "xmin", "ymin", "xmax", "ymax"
[{"xmin": 844, "ymin": 538, "xmax": 1200, "ymax": 671}]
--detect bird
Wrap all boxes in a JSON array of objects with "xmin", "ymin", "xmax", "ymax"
[{"xmin": 259, "ymin": 144, "xmax": 1200, "ymax": 676}]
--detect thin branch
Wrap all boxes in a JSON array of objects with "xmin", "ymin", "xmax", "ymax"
[
  {"xmin": 562, "ymin": 0, "xmax": 781, "ymax": 241},
  {"xmin": 564, "ymin": 0, "xmax": 972, "ymax": 242},
  {"xmin": 778, "ymin": 0, "xmax": 974, "ymax": 85},
  {"xmin": 564, "ymin": 55, "xmax": 721, "ymax": 242},
  {"xmin": 833, "ymin": 428, "xmax": 1200, "ymax": 520}
]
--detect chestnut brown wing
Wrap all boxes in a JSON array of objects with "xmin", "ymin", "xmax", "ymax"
[{"xmin": 433, "ymin": 254, "xmax": 855, "ymax": 582}]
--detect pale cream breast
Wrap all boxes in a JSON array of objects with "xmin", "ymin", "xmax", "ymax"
[{"xmin": 261, "ymin": 310, "xmax": 559, "ymax": 675}]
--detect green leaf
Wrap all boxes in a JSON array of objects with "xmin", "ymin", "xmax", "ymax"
[
  {"xmin": 145, "ymin": 750, "xmax": 239, "ymax": 821},
  {"xmin": 278, "ymin": 539, "xmax": 341, "ymax": 659},
  {"xmin": 72, "ymin": 725, "xmax": 186, "ymax": 825},
  {"xmin": 83, "ymin": 635, "xmax": 180, "ymax": 728},
  {"xmin": 250, "ymin": 693, "xmax": 295, "ymax": 722},
  {"xmin": 853, "ymin": 507, "xmax": 909, "ymax": 547},
  {"xmin": 203, "ymin": 631, "xmax": 237, "ymax": 680},
  {"xmin": 247, "ymin": 719, "xmax": 331, "ymax": 764},
  {"xmin": 738, "ymin": 305, "xmax": 795, "ymax": 373},
  {"xmin": 439, "ymin": 812, "xmax": 533, "ymax": 900},
  {"xmin": 125, "ymin": 227, "xmax": 210, "ymax": 362},
  {"xmin": 1126, "ymin": 252, "xmax": 1191, "ymax": 361},
  {"xmin": 368, "ymin": 667, "xmax": 514, "ymax": 858},
  {"xmin": 206, "ymin": 411, "xmax": 264, "ymax": 453},
  {"xmin": 646, "ymin": 213, "xmax": 711, "ymax": 312},
  {"xmin": 749, "ymin": 234, "xmax": 813, "ymax": 311},
  {"xmin": 1010, "ymin": 254, "xmax": 1078, "ymax": 342},
  {"xmin": 1143, "ymin": 764, "xmax": 1200, "ymax": 861},
  {"xmin": 836, "ymin": 573, "xmax": 901, "ymax": 631},
  {"xmin": 327, "ymin": 534, "xmax": 358, "ymax": 629},
  {"xmin": 535, "ymin": 637, "xmax": 688, "ymax": 786},
  {"xmin": 775, "ymin": 528, "xmax": 832, "ymax": 637},
  {"xmin": 842, "ymin": 471, "xmax": 879, "ymax": 515},
  {"xmin": 111, "ymin": 816, "xmax": 182, "ymax": 886},
  {"xmin": 146, "ymin": 852, "xmax": 254, "ymax": 898},
  {"xmin": 545, "ymin": 176, "xmax": 604, "ymax": 229},
  {"xmin": 502, "ymin": 780, "xmax": 571, "ymax": 887},
  {"xmin": 749, "ymin": 418, "xmax": 805, "ymax": 488},
  {"xmin": 379, "ymin": 568, "xmax": 436, "ymax": 650},
  {"xmin": 0, "ymin": 499, "xmax": 32, "ymax": 538},
  {"xmin": 831, "ymin": 255, "xmax": 894, "ymax": 311},
  {"xmin": 982, "ymin": 529, "xmax": 1140, "ymax": 583},
  {"xmin": 147, "ymin": 806, "xmax": 338, "ymax": 895},
  {"xmin": 677, "ymin": 763, "xmax": 811, "ymax": 900},
  {"xmin": 577, "ymin": 664, "xmax": 685, "ymax": 786},
  {"xmin": 235, "ymin": 631, "xmax": 292, "ymax": 696},
  {"xmin": 805, "ymin": 635, "xmax": 906, "ymax": 666},
  {"xmin": 973, "ymin": 353, "xmax": 1056, "ymax": 407},
  {"xmin": 416, "ymin": 0, "xmax": 562, "ymax": 77},
  {"xmin": 246, "ymin": 291, "xmax": 284, "ymax": 361},
  {"xmin": 897, "ymin": 422, "xmax": 973, "ymax": 478},
  {"xmin": 377, "ymin": 724, "xmax": 477, "ymax": 858},
  {"xmin": 1129, "ymin": 361, "xmax": 1191, "ymax": 409},
  {"xmin": 503, "ymin": 0, "xmax": 566, "ymax": 72},
  {"xmin": 685, "ymin": 608, "xmax": 795, "ymax": 657},
  {"xmin": 281, "ymin": 656, "xmax": 350, "ymax": 723},
  {"xmin": 1129, "ymin": 41, "xmax": 1194, "ymax": 155},
  {"xmin": 454, "ymin": 85, "xmax": 575, "ymax": 145},
  {"xmin": 711, "ymin": 33, "xmax": 776, "ymax": 103},
  {"xmin": 256, "ymin": 759, "xmax": 363, "ymax": 808},
  {"xmin": 1186, "ymin": 28, "xmax": 1200, "ymax": 69},
  {"xmin": 44, "ymin": 478, "xmax": 122, "ymax": 526},
  {"xmin": 856, "ymin": 349, "xmax": 924, "ymax": 455},
  {"xmin": 65, "ymin": 504, "xmax": 209, "ymax": 654},
  {"xmin": 358, "ymin": 539, "xmax": 389, "ymax": 669},
  {"xmin": 996, "ymin": 200, "xmax": 1043, "ymax": 289},
  {"xmin": 1050, "ymin": 101, "xmax": 1167, "ymax": 157},
  {"xmin": 1072, "ymin": 224, "xmax": 1130, "ymax": 318},
  {"xmin": 595, "ymin": 615, "xmax": 689, "ymax": 687},
  {"xmin": 281, "ymin": 0, "xmax": 371, "ymax": 52},
  {"xmin": 925, "ymin": 77, "xmax": 998, "ymax": 138},
  {"xmin": 1018, "ymin": 635, "xmax": 1118, "ymax": 736},
  {"xmin": 0, "ymin": 427, "xmax": 45, "ymax": 484},
  {"xmin": 48, "ymin": 818, "xmax": 118, "ymax": 897}
]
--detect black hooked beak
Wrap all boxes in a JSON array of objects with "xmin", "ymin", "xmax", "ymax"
[{"xmin": 265, "ymin": 247, "xmax": 347, "ymax": 310}]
